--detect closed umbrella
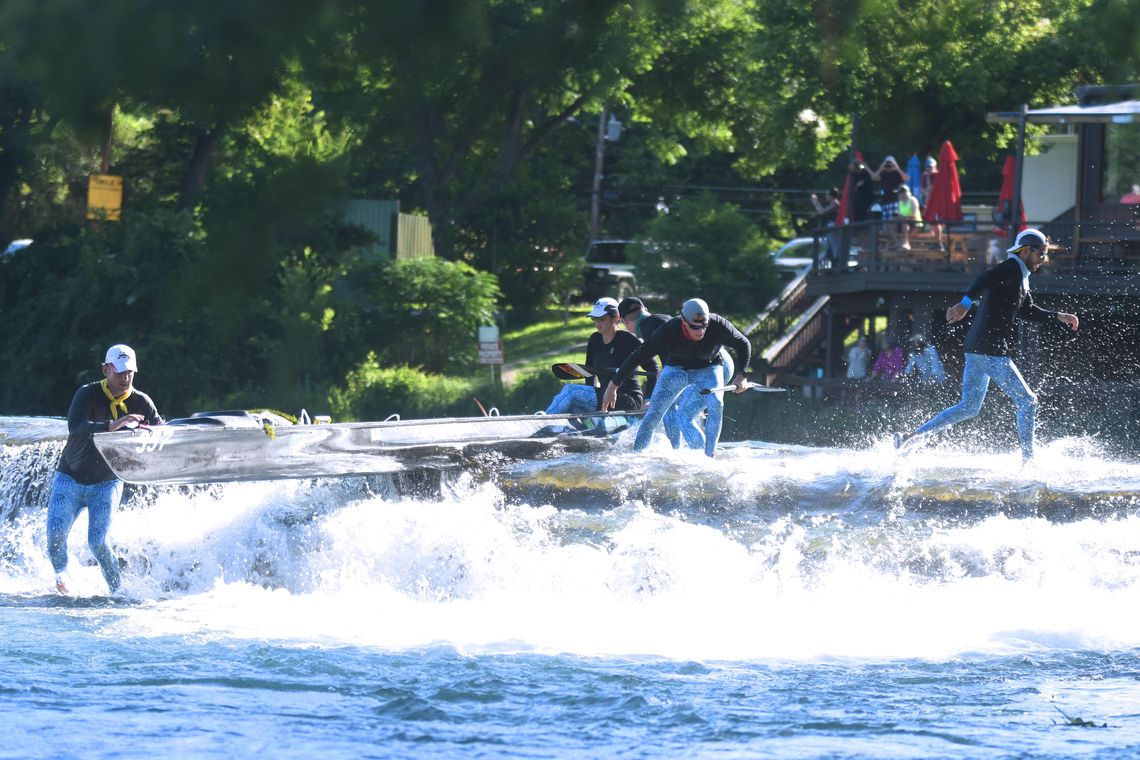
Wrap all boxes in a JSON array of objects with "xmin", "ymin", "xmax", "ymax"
[
  {"xmin": 906, "ymin": 153, "xmax": 923, "ymax": 200},
  {"xmin": 924, "ymin": 140, "xmax": 963, "ymax": 223},
  {"xmin": 991, "ymin": 155, "xmax": 1026, "ymax": 235}
]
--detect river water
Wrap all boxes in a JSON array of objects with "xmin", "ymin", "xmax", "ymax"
[{"xmin": 3, "ymin": 415, "xmax": 1140, "ymax": 758}]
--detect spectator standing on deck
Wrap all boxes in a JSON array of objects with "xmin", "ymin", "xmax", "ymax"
[
  {"xmin": 846, "ymin": 336, "xmax": 871, "ymax": 380},
  {"xmin": 869, "ymin": 336, "xmax": 906, "ymax": 381},
  {"xmin": 872, "ymin": 156, "xmax": 908, "ymax": 249}
]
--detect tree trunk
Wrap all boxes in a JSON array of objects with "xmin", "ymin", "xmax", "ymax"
[{"xmin": 179, "ymin": 126, "xmax": 224, "ymax": 209}]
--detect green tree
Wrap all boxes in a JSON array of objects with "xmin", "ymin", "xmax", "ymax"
[
  {"xmin": 331, "ymin": 257, "xmax": 502, "ymax": 374},
  {"xmin": 634, "ymin": 193, "xmax": 780, "ymax": 318},
  {"xmin": 733, "ymin": 0, "xmax": 1139, "ymax": 174}
]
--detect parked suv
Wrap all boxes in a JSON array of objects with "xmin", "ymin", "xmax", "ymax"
[{"xmin": 581, "ymin": 239, "xmax": 640, "ymax": 301}]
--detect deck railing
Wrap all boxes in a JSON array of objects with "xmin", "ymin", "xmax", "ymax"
[
  {"xmin": 809, "ymin": 215, "xmax": 1140, "ymax": 278},
  {"xmin": 747, "ymin": 262, "xmax": 813, "ymax": 348}
]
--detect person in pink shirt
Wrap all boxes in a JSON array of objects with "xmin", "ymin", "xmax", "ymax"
[{"xmin": 869, "ymin": 337, "xmax": 906, "ymax": 381}]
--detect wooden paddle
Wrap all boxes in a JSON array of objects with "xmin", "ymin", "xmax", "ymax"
[
  {"xmin": 551, "ymin": 362, "xmax": 598, "ymax": 381},
  {"xmin": 551, "ymin": 363, "xmax": 648, "ymax": 381},
  {"xmin": 700, "ymin": 382, "xmax": 788, "ymax": 395}
]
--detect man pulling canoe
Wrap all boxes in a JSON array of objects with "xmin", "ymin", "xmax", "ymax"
[
  {"xmin": 618, "ymin": 296, "xmax": 734, "ymax": 451},
  {"xmin": 602, "ymin": 298, "xmax": 750, "ymax": 457}
]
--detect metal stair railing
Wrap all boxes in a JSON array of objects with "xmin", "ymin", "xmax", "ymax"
[
  {"xmin": 760, "ymin": 295, "xmax": 830, "ymax": 384},
  {"xmin": 746, "ymin": 265, "xmax": 812, "ymax": 350}
]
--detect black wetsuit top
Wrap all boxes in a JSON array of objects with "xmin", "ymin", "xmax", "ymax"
[
  {"xmin": 57, "ymin": 381, "xmax": 162, "ymax": 484},
  {"xmin": 612, "ymin": 314, "xmax": 751, "ymax": 388},
  {"xmin": 962, "ymin": 257, "xmax": 1056, "ymax": 357},
  {"xmin": 634, "ymin": 313, "xmax": 670, "ymax": 341},
  {"xmin": 633, "ymin": 312, "xmax": 670, "ymax": 397},
  {"xmin": 585, "ymin": 331, "xmax": 658, "ymax": 411}
]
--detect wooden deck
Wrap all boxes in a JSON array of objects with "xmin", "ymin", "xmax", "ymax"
[
  {"xmin": 756, "ymin": 218, "xmax": 1140, "ymax": 387},
  {"xmin": 807, "ymin": 219, "xmax": 1140, "ymax": 300}
]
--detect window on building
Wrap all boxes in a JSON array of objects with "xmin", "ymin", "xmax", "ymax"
[{"xmin": 1102, "ymin": 122, "xmax": 1140, "ymax": 204}]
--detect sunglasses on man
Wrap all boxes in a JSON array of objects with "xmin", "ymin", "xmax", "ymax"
[{"xmin": 684, "ymin": 319, "xmax": 709, "ymax": 331}]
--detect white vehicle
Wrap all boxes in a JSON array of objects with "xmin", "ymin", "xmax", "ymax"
[
  {"xmin": 2, "ymin": 239, "xmax": 31, "ymax": 257},
  {"xmin": 581, "ymin": 239, "xmax": 640, "ymax": 300}
]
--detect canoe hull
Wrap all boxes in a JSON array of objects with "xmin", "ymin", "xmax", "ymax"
[{"xmin": 93, "ymin": 411, "xmax": 640, "ymax": 485}]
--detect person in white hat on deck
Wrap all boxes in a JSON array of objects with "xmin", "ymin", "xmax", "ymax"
[
  {"xmin": 47, "ymin": 344, "xmax": 162, "ymax": 595},
  {"xmin": 893, "ymin": 229, "xmax": 1079, "ymax": 462}
]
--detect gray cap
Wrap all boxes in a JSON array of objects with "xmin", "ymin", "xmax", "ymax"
[{"xmin": 681, "ymin": 298, "xmax": 709, "ymax": 323}]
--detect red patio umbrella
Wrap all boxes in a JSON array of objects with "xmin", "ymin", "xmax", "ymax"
[
  {"xmin": 834, "ymin": 150, "xmax": 865, "ymax": 224},
  {"xmin": 924, "ymin": 140, "xmax": 963, "ymax": 223},
  {"xmin": 991, "ymin": 155, "xmax": 1027, "ymax": 236}
]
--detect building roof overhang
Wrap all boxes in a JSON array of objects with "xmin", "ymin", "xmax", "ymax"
[{"xmin": 988, "ymin": 100, "xmax": 1140, "ymax": 125}]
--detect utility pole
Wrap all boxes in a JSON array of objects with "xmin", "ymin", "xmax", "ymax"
[{"xmin": 588, "ymin": 108, "xmax": 608, "ymax": 250}]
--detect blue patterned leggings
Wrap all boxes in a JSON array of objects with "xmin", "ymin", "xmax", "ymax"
[{"xmin": 914, "ymin": 352, "xmax": 1038, "ymax": 460}]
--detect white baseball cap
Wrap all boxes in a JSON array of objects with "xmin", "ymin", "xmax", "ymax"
[
  {"xmin": 588, "ymin": 297, "xmax": 619, "ymax": 318},
  {"xmin": 1006, "ymin": 228, "xmax": 1048, "ymax": 253},
  {"xmin": 104, "ymin": 344, "xmax": 138, "ymax": 372}
]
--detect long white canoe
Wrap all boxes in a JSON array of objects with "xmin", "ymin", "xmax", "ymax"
[{"xmin": 92, "ymin": 410, "xmax": 640, "ymax": 485}]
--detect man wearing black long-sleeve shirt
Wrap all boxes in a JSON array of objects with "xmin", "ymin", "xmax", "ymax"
[
  {"xmin": 893, "ymin": 229, "xmax": 1079, "ymax": 461},
  {"xmin": 603, "ymin": 298, "xmax": 750, "ymax": 457},
  {"xmin": 48, "ymin": 344, "xmax": 162, "ymax": 594}
]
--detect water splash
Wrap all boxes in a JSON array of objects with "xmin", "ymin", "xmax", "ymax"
[{"xmin": 3, "ymin": 416, "xmax": 1139, "ymax": 662}]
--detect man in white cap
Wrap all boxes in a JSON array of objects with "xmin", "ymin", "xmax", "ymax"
[
  {"xmin": 544, "ymin": 298, "xmax": 658, "ymax": 415},
  {"xmin": 47, "ymin": 344, "xmax": 162, "ymax": 595},
  {"xmin": 893, "ymin": 229, "xmax": 1079, "ymax": 461},
  {"xmin": 602, "ymin": 298, "xmax": 750, "ymax": 457}
]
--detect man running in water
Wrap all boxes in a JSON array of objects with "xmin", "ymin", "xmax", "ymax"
[
  {"xmin": 603, "ymin": 298, "xmax": 749, "ymax": 457},
  {"xmin": 893, "ymin": 228, "xmax": 1079, "ymax": 461},
  {"xmin": 48, "ymin": 344, "xmax": 162, "ymax": 594},
  {"xmin": 618, "ymin": 296, "xmax": 734, "ymax": 451}
]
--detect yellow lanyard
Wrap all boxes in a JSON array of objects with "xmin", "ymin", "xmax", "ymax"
[{"xmin": 100, "ymin": 379, "xmax": 132, "ymax": 420}]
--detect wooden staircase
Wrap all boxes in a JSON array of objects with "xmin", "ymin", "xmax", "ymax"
[
  {"xmin": 758, "ymin": 296, "xmax": 829, "ymax": 385},
  {"xmin": 747, "ymin": 265, "xmax": 829, "ymax": 384}
]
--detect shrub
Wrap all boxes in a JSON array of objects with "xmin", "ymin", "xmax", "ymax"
[
  {"xmin": 328, "ymin": 356, "xmax": 475, "ymax": 421},
  {"xmin": 331, "ymin": 257, "xmax": 501, "ymax": 375},
  {"xmin": 633, "ymin": 193, "xmax": 781, "ymax": 316}
]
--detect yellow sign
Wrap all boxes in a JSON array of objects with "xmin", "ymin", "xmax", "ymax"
[{"xmin": 87, "ymin": 174, "xmax": 123, "ymax": 221}]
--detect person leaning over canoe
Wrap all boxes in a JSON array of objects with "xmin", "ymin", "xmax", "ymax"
[
  {"xmin": 48, "ymin": 344, "xmax": 163, "ymax": 595},
  {"xmin": 618, "ymin": 296, "xmax": 734, "ymax": 451},
  {"xmin": 618, "ymin": 296, "xmax": 670, "ymax": 342},
  {"xmin": 602, "ymin": 298, "xmax": 750, "ymax": 457},
  {"xmin": 545, "ymin": 298, "xmax": 659, "ymax": 415}
]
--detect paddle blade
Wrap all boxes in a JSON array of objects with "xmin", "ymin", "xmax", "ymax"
[
  {"xmin": 700, "ymin": 383, "xmax": 788, "ymax": 395},
  {"xmin": 552, "ymin": 363, "xmax": 596, "ymax": 381}
]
